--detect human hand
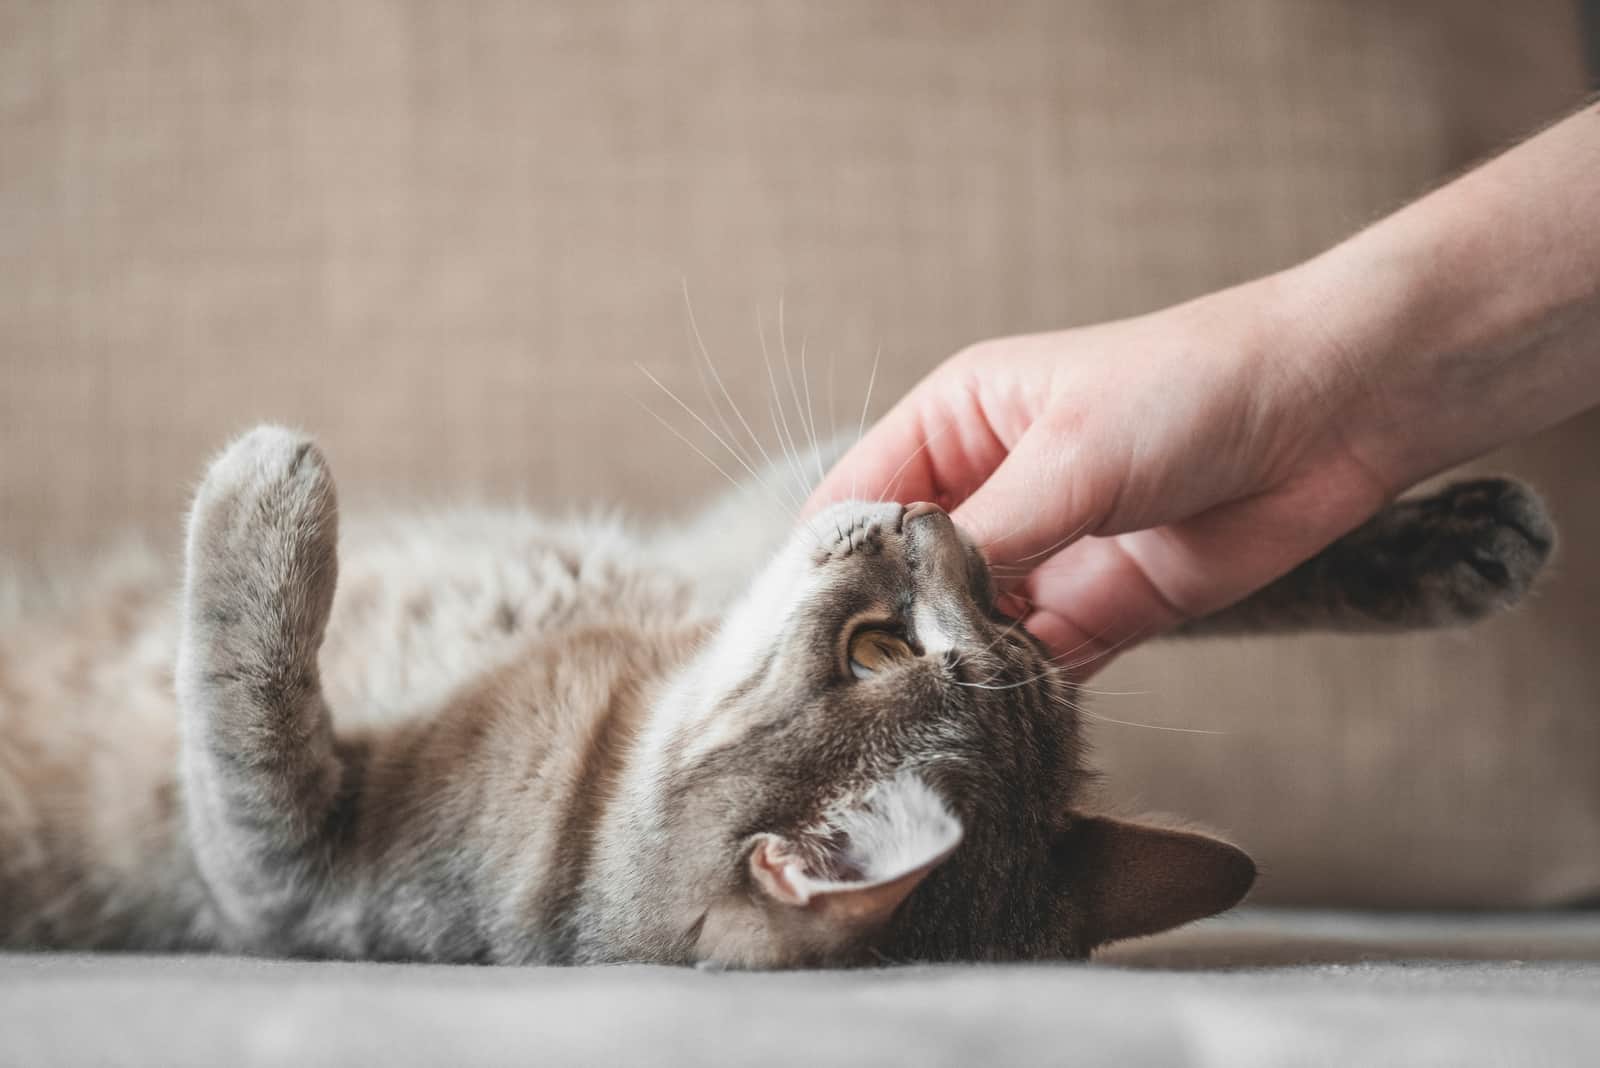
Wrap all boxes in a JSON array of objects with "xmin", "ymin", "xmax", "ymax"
[
  {"xmin": 808, "ymin": 105, "xmax": 1600, "ymax": 676},
  {"xmin": 804, "ymin": 277, "xmax": 1391, "ymax": 675}
]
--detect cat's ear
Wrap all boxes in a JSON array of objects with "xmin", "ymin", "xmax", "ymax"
[
  {"xmin": 749, "ymin": 772, "xmax": 962, "ymax": 931},
  {"xmin": 1061, "ymin": 816, "xmax": 1255, "ymax": 950}
]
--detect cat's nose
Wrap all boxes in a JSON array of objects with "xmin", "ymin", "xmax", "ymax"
[
  {"xmin": 904, "ymin": 501, "xmax": 966, "ymax": 570},
  {"xmin": 902, "ymin": 502, "xmax": 990, "ymax": 632},
  {"xmin": 904, "ymin": 501, "xmax": 957, "ymax": 543}
]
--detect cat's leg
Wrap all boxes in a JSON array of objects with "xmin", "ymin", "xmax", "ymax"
[
  {"xmin": 1181, "ymin": 477, "xmax": 1554, "ymax": 636},
  {"xmin": 176, "ymin": 426, "xmax": 347, "ymax": 949}
]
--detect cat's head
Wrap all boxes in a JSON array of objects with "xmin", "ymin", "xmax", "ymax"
[{"xmin": 649, "ymin": 500, "xmax": 1253, "ymax": 967}]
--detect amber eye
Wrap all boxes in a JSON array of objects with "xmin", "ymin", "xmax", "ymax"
[{"xmin": 848, "ymin": 629, "xmax": 915, "ymax": 679}]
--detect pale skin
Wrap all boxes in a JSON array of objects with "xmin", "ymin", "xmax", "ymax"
[{"xmin": 807, "ymin": 103, "xmax": 1600, "ymax": 674}]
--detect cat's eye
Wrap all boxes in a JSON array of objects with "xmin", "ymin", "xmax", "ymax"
[{"xmin": 848, "ymin": 629, "xmax": 915, "ymax": 679}]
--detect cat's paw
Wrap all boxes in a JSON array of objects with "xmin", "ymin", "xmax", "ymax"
[
  {"xmin": 178, "ymin": 429, "xmax": 345, "ymax": 943},
  {"xmin": 1341, "ymin": 477, "xmax": 1554, "ymax": 626},
  {"xmin": 185, "ymin": 426, "xmax": 340, "ymax": 636}
]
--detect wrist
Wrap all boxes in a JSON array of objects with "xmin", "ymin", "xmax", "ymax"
[
  {"xmin": 1160, "ymin": 267, "xmax": 1374, "ymax": 482},
  {"xmin": 1266, "ymin": 247, "xmax": 1433, "ymax": 494},
  {"xmin": 1269, "ymin": 107, "xmax": 1600, "ymax": 492},
  {"xmin": 1278, "ymin": 232, "xmax": 1598, "ymax": 495}
]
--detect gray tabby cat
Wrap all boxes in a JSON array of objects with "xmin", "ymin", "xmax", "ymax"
[{"xmin": 0, "ymin": 426, "xmax": 1553, "ymax": 966}]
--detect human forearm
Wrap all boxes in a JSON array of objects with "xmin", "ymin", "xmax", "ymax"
[{"xmin": 1280, "ymin": 103, "xmax": 1600, "ymax": 493}]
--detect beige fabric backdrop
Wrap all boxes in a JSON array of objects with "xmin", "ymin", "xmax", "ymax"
[{"xmin": 2, "ymin": 1, "xmax": 1595, "ymax": 905}]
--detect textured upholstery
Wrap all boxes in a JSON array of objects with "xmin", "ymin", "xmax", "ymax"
[{"xmin": 2, "ymin": 1, "xmax": 1595, "ymax": 906}]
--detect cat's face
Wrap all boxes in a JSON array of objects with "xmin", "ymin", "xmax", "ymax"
[{"xmin": 658, "ymin": 501, "xmax": 1254, "ymax": 968}]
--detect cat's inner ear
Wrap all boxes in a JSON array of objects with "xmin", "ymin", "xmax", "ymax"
[
  {"xmin": 749, "ymin": 772, "xmax": 963, "ymax": 930},
  {"xmin": 1062, "ymin": 816, "xmax": 1256, "ymax": 950}
]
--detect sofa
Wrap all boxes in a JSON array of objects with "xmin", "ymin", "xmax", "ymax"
[{"xmin": 3, "ymin": 2, "xmax": 1597, "ymax": 1063}]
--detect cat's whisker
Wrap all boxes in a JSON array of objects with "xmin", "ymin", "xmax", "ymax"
[
  {"xmin": 752, "ymin": 308, "xmax": 793, "ymax": 492},
  {"xmin": 1051, "ymin": 626, "xmax": 1150, "ymax": 676},
  {"xmin": 826, "ymin": 345, "xmax": 839, "ymax": 463},
  {"xmin": 965, "ymin": 616, "xmax": 1132, "ymax": 687},
  {"xmin": 997, "ymin": 516, "xmax": 1097, "ymax": 566},
  {"xmin": 799, "ymin": 335, "xmax": 826, "ymax": 484},
  {"xmin": 688, "ymin": 350, "xmax": 784, "ymax": 512},
  {"xmin": 856, "ymin": 344, "xmax": 881, "ymax": 448},
  {"xmin": 632, "ymin": 399, "xmax": 748, "ymax": 500},
  {"xmin": 635, "ymin": 363, "xmax": 781, "ymax": 496},
  {"xmin": 776, "ymin": 297, "xmax": 825, "ymax": 486},
  {"xmin": 1068, "ymin": 702, "xmax": 1228, "ymax": 736},
  {"xmin": 1048, "ymin": 688, "xmax": 1223, "ymax": 735},
  {"xmin": 975, "ymin": 589, "xmax": 1041, "ymax": 670},
  {"xmin": 765, "ymin": 392, "xmax": 808, "ymax": 508},
  {"xmin": 953, "ymin": 670, "xmax": 1060, "ymax": 692},
  {"xmin": 633, "ymin": 366, "xmax": 800, "ymax": 523},
  {"xmin": 965, "ymin": 611, "xmax": 1032, "ymax": 671},
  {"xmin": 851, "ymin": 343, "xmax": 883, "ymax": 503},
  {"xmin": 976, "ymin": 512, "xmax": 1048, "ymax": 552},
  {"xmin": 680, "ymin": 280, "xmax": 798, "ymax": 511},
  {"xmin": 680, "ymin": 281, "xmax": 759, "ymax": 479},
  {"xmin": 1037, "ymin": 615, "xmax": 1123, "ymax": 667},
  {"xmin": 757, "ymin": 308, "xmax": 813, "ymax": 505}
]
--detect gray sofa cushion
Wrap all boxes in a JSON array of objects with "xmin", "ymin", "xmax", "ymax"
[{"xmin": 4, "ymin": 911, "xmax": 1599, "ymax": 1067}]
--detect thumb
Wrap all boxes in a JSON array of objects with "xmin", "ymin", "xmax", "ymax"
[{"xmin": 949, "ymin": 425, "xmax": 1111, "ymax": 582}]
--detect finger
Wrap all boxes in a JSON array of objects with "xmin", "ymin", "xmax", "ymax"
[
  {"xmin": 1108, "ymin": 460, "xmax": 1384, "ymax": 619},
  {"xmin": 803, "ymin": 401, "xmax": 936, "ymax": 515},
  {"xmin": 949, "ymin": 423, "xmax": 1112, "ymax": 581},
  {"xmin": 1021, "ymin": 462, "xmax": 1385, "ymax": 664},
  {"xmin": 1019, "ymin": 535, "xmax": 1187, "ymax": 676},
  {"xmin": 802, "ymin": 373, "xmax": 1009, "ymax": 517},
  {"xmin": 1019, "ymin": 605, "xmax": 1129, "ymax": 682}
]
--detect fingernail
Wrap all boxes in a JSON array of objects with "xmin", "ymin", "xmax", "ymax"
[{"xmin": 995, "ymin": 592, "xmax": 1028, "ymax": 620}]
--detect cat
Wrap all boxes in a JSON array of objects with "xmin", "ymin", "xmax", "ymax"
[{"xmin": 0, "ymin": 426, "xmax": 1553, "ymax": 966}]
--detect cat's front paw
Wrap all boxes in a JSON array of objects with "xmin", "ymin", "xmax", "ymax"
[
  {"xmin": 178, "ymin": 428, "xmax": 345, "ymax": 945},
  {"xmin": 185, "ymin": 426, "xmax": 340, "ymax": 636},
  {"xmin": 1352, "ymin": 477, "xmax": 1554, "ymax": 625}
]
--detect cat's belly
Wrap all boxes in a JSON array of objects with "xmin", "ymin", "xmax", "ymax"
[
  {"xmin": 0, "ymin": 554, "xmax": 202, "ymax": 947},
  {"xmin": 1, "ymin": 510, "xmax": 701, "ymax": 732},
  {"xmin": 0, "ymin": 509, "xmax": 706, "ymax": 949},
  {"xmin": 318, "ymin": 510, "xmax": 701, "ymax": 730}
]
